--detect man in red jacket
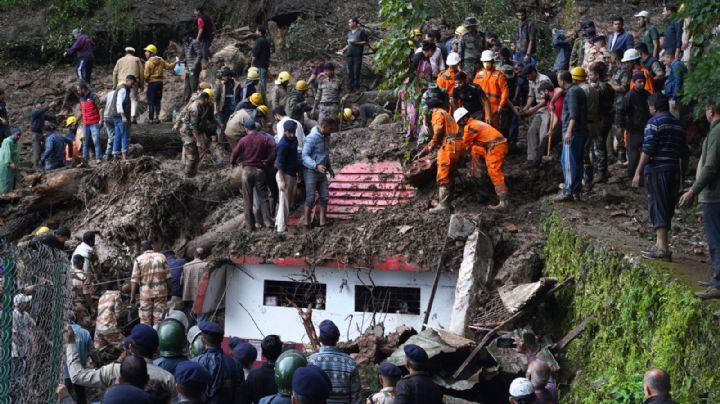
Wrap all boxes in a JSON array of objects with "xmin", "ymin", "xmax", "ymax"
[{"xmin": 76, "ymin": 82, "xmax": 102, "ymax": 163}]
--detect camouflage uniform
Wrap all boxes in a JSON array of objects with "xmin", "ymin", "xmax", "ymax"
[
  {"xmin": 459, "ymin": 31, "xmax": 486, "ymax": 76},
  {"xmin": 315, "ymin": 75, "xmax": 344, "ymax": 122},
  {"xmin": 367, "ymin": 387, "xmax": 396, "ymax": 404},
  {"xmin": 175, "ymin": 99, "xmax": 212, "ymax": 176},
  {"xmin": 94, "ymin": 290, "xmax": 124, "ymax": 351},
  {"xmin": 131, "ymin": 250, "xmax": 171, "ymax": 327},
  {"xmin": 70, "ymin": 267, "xmax": 94, "ymax": 328}
]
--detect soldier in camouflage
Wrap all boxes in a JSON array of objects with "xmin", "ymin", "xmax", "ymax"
[
  {"xmin": 314, "ymin": 62, "xmax": 346, "ymax": 123},
  {"xmin": 130, "ymin": 240, "xmax": 172, "ymax": 327},
  {"xmin": 459, "ymin": 16, "xmax": 487, "ymax": 76},
  {"xmin": 94, "ymin": 285, "xmax": 124, "ymax": 352},
  {"xmin": 175, "ymin": 91, "xmax": 213, "ymax": 177}
]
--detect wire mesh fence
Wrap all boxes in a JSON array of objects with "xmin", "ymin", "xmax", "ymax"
[{"xmin": 1, "ymin": 238, "xmax": 71, "ymax": 404}]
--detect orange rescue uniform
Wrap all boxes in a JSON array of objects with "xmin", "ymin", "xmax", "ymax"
[
  {"xmin": 429, "ymin": 108, "xmax": 464, "ymax": 186},
  {"xmin": 436, "ymin": 68, "xmax": 461, "ymax": 97},
  {"xmin": 462, "ymin": 118, "xmax": 508, "ymax": 195},
  {"xmin": 629, "ymin": 65, "xmax": 655, "ymax": 94},
  {"xmin": 472, "ymin": 68, "xmax": 509, "ymax": 129}
]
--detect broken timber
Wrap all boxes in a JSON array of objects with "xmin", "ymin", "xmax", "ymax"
[{"xmin": 453, "ymin": 277, "xmax": 575, "ymax": 379}]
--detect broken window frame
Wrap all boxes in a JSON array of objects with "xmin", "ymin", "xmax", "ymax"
[{"xmin": 354, "ymin": 285, "xmax": 421, "ymax": 315}]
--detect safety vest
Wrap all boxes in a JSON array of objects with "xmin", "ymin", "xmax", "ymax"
[
  {"xmin": 472, "ymin": 69, "xmax": 509, "ymax": 114},
  {"xmin": 79, "ymin": 93, "xmax": 101, "ymax": 125},
  {"xmin": 629, "ymin": 65, "xmax": 655, "ymax": 94}
]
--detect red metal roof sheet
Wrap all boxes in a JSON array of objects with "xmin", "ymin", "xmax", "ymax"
[{"xmin": 327, "ymin": 161, "xmax": 416, "ymax": 220}]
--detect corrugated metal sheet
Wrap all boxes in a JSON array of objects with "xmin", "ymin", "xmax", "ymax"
[{"xmin": 327, "ymin": 161, "xmax": 416, "ymax": 220}]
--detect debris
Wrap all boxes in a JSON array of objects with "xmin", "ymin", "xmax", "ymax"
[
  {"xmin": 397, "ymin": 225, "xmax": 413, "ymax": 235},
  {"xmin": 553, "ymin": 315, "xmax": 595, "ymax": 352},
  {"xmin": 497, "ymin": 277, "xmax": 558, "ymax": 314},
  {"xmin": 386, "ymin": 328, "xmax": 476, "ymax": 367}
]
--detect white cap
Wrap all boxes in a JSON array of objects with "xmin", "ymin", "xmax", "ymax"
[
  {"xmin": 125, "ymin": 46, "xmax": 136, "ymax": 53},
  {"xmin": 634, "ymin": 10, "xmax": 650, "ymax": 18},
  {"xmin": 509, "ymin": 377, "xmax": 535, "ymax": 397},
  {"xmin": 446, "ymin": 52, "xmax": 461, "ymax": 66},
  {"xmin": 13, "ymin": 293, "xmax": 32, "ymax": 306},
  {"xmin": 480, "ymin": 50, "xmax": 495, "ymax": 62},
  {"xmin": 621, "ymin": 48, "xmax": 641, "ymax": 63},
  {"xmin": 453, "ymin": 107, "xmax": 469, "ymax": 123}
]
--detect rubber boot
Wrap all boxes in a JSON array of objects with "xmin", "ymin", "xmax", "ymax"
[
  {"xmin": 429, "ymin": 186, "xmax": 450, "ymax": 213},
  {"xmin": 489, "ymin": 191, "xmax": 509, "ymax": 210}
]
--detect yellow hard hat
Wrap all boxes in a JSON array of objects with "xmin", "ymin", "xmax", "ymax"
[
  {"xmin": 455, "ymin": 26, "xmax": 467, "ymax": 35},
  {"xmin": 249, "ymin": 92, "xmax": 263, "ymax": 107},
  {"xmin": 256, "ymin": 105, "xmax": 269, "ymax": 116},
  {"xmin": 33, "ymin": 226, "xmax": 51, "ymax": 235},
  {"xmin": 144, "ymin": 44, "xmax": 158, "ymax": 54},
  {"xmin": 571, "ymin": 66, "xmax": 587, "ymax": 81},
  {"xmin": 203, "ymin": 88, "xmax": 214, "ymax": 99},
  {"xmin": 277, "ymin": 71, "xmax": 291, "ymax": 84},
  {"xmin": 66, "ymin": 116, "xmax": 77, "ymax": 127},
  {"xmin": 247, "ymin": 69, "xmax": 260, "ymax": 81},
  {"xmin": 343, "ymin": 108, "xmax": 354, "ymax": 121},
  {"xmin": 410, "ymin": 28, "xmax": 422, "ymax": 38},
  {"xmin": 198, "ymin": 81, "xmax": 212, "ymax": 90},
  {"xmin": 295, "ymin": 80, "xmax": 309, "ymax": 91}
]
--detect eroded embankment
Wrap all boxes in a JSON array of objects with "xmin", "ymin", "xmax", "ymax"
[{"xmin": 540, "ymin": 214, "xmax": 720, "ymax": 403}]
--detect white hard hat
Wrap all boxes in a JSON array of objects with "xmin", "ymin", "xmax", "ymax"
[
  {"xmin": 634, "ymin": 10, "xmax": 650, "ymax": 18},
  {"xmin": 446, "ymin": 52, "xmax": 461, "ymax": 66},
  {"xmin": 621, "ymin": 48, "xmax": 641, "ymax": 63},
  {"xmin": 480, "ymin": 50, "xmax": 495, "ymax": 62},
  {"xmin": 509, "ymin": 377, "xmax": 535, "ymax": 398},
  {"xmin": 453, "ymin": 107, "xmax": 469, "ymax": 122}
]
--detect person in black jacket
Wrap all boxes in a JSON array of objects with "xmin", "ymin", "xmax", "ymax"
[
  {"xmin": 643, "ymin": 369, "xmax": 678, "ymax": 404},
  {"xmin": 394, "ymin": 344, "xmax": 442, "ymax": 404},
  {"xmin": 246, "ymin": 335, "xmax": 282, "ymax": 403},
  {"xmin": 252, "ymin": 26, "xmax": 272, "ymax": 102},
  {"xmin": 619, "ymin": 71, "xmax": 651, "ymax": 180}
]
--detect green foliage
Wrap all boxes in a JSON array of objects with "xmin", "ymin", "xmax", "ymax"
[
  {"xmin": 679, "ymin": 0, "xmax": 720, "ymax": 116},
  {"xmin": 0, "ymin": 0, "xmax": 42, "ymax": 9},
  {"xmin": 373, "ymin": 0, "xmax": 428, "ymax": 89},
  {"xmin": 683, "ymin": 48, "xmax": 720, "ymax": 116},
  {"xmin": 540, "ymin": 214, "xmax": 720, "ymax": 403}
]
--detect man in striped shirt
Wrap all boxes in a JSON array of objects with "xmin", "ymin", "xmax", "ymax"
[
  {"xmin": 307, "ymin": 320, "xmax": 361, "ymax": 404},
  {"xmin": 632, "ymin": 93, "xmax": 688, "ymax": 261}
]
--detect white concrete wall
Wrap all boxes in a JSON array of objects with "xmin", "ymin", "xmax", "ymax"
[{"xmin": 225, "ymin": 264, "xmax": 458, "ymax": 343}]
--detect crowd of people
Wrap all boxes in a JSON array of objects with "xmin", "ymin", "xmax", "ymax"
[{"xmin": 2, "ymin": 2, "xmax": 719, "ymax": 403}]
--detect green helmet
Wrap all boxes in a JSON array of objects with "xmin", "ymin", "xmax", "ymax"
[
  {"xmin": 275, "ymin": 350, "xmax": 308, "ymax": 395},
  {"xmin": 187, "ymin": 325, "xmax": 206, "ymax": 357},
  {"xmin": 158, "ymin": 318, "xmax": 186, "ymax": 357}
]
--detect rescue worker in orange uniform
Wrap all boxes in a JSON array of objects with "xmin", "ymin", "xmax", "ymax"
[
  {"xmin": 417, "ymin": 98, "xmax": 465, "ymax": 213},
  {"xmin": 436, "ymin": 52, "xmax": 463, "ymax": 97},
  {"xmin": 455, "ymin": 106, "xmax": 509, "ymax": 209},
  {"xmin": 473, "ymin": 50, "xmax": 511, "ymax": 129},
  {"xmin": 622, "ymin": 48, "xmax": 655, "ymax": 94}
]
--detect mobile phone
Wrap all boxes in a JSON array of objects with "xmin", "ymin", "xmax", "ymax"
[{"xmin": 497, "ymin": 337, "xmax": 516, "ymax": 348}]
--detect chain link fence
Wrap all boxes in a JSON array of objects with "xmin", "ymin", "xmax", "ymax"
[{"xmin": 1, "ymin": 238, "xmax": 71, "ymax": 404}]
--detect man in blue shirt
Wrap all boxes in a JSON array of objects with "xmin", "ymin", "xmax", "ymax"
[
  {"xmin": 275, "ymin": 120, "xmax": 300, "ymax": 233},
  {"xmin": 607, "ymin": 16, "xmax": 634, "ymax": 55},
  {"xmin": 40, "ymin": 126, "xmax": 72, "ymax": 170},
  {"xmin": 632, "ymin": 93, "xmax": 688, "ymax": 261},
  {"xmin": 64, "ymin": 319, "xmax": 92, "ymax": 404},
  {"xmin": 661, "ymin": 52, "xmax": 686, "ymax": 118},
  {"xmin": 191, "ymin": 321, "xmax": 246, "ymax": 404},
  {"xmin": 29, "ymin": 101, "xmax": 57, "ymax": 170},
  {"xmin": 556, "ymin": 69, "xmax": 588, "ymax": 202},
  {"xmin": 302, "ymin": 117, "xmax": 335, "ymax": 228},
  {"xmin": 163, "ymin": 249, "xmax": 186, "ymax": 311},
  {"xmin": 551, "ymin": 29, "xmax": 571, "ymax": 72},
  {"xmin": 662, "ymin": 4, "xmax": 683, "ymax": 60}
]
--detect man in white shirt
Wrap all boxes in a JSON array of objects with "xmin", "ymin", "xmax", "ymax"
[{"xmin": 273, "ymin": 107, "xmax": 305, "ymax": 152}]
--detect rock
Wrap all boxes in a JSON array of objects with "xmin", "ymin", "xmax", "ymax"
[
  {"xmin": 494, "ymin": 241, "xmax": 542, "ymax": 287},
  {"xmin": 448, "ymin": 230, "xmax": 493, "ymax": 336}
]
